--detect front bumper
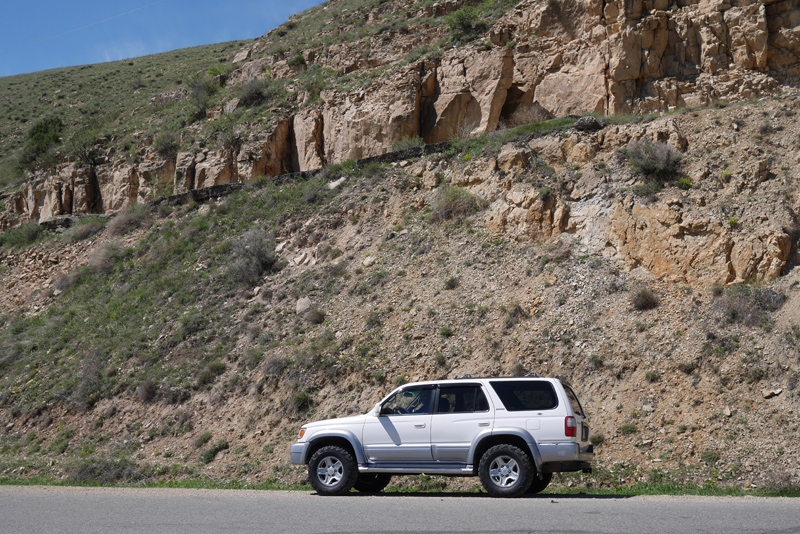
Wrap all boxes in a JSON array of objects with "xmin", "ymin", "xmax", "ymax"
[{"xmin": 290, "ymin": 442, "xmax": 309, "ymax": 465}]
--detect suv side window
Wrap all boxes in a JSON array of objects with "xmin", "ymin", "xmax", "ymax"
[
  {"xmin": 563, "ymin": 385, "xmax": 585, "ymax": 417},
  {"xmin": 436, "ymin": 386, "xmax": 490, "ymax": 413},
  {"xmin": 381, "ymin": 387, "xmax": 433, "ymax": 415},
  {"xmin": 489, "ymin": 380, "xmax": 558, "ymax": 411}
]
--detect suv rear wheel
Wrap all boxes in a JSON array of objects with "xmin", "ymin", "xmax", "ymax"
[
  {"xmin": 308, "ymin": 445, "xmax": 358, "ymax": 495},
  {"xmin": 354, "ymin": 473, "xmax": 393, "ymax": 493},
  {"xmin": 478, "ymin": 444, "xmax": 534, "ymax": 498}
]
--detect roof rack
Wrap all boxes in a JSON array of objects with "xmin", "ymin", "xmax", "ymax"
[{"xmin": 456, "ymin": 374, "xmax": 474, "ymax": 379}]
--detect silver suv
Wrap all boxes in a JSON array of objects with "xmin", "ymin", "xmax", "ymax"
[{"xmin": 289, "ymin": 376, "xmax": 593, "ymax": 497}]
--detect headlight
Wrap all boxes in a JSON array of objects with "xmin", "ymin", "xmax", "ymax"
[{"xmin": 298, "ymin": 428, "xmax": 306, "ymax": 439}]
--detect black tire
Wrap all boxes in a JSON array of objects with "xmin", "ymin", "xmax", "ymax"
[
  {"xmin": 354, "ymin": 473, "xmax": 393, "ymax": 493},
  {"xmin": 478, "ymin": 444, "xmax": 534, "ymax": 498},
  {"xmin": 526, "ymin": 472, "xmax": 552, "ymax": 494},
  {"xmin": 308, "ymin": 445, "xmax": 358, "ymax": 496}
]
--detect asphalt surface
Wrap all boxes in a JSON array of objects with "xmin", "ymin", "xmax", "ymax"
[{"xmin": 1, "ymin": 486, "xmax": 799, "ymax": 534}]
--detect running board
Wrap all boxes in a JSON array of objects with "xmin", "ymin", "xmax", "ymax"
[{"xmin": 359, "ymin": 464, "xmax": 473, "ymax": 476}]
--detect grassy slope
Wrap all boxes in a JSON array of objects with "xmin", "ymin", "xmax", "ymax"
[
  {"xmin": 0, "ymin": 41, "xmax": 244, "ymax": 191},
  {"xmin": 0, "ymin": 0, "xmax": 521, "ymax": 192},
  {"xmin": 0, "ymin": 106, "xmax": 799, "ymax": 494}
]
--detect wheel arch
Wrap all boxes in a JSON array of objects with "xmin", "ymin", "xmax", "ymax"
[
  {"xmin": 470, "ymin": 430, "xmax": 543, "ymax": 475},
  {"xmin": 305, "ymin": 432, "xmax": 365, "ymax": 464}
]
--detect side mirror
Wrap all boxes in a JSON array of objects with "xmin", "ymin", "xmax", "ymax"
[{"xmin": 369, "ymin": 403, "xmax": 382, "ymax": 416}]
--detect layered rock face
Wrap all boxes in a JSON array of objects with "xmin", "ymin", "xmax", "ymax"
[
  {"xmin": 4, "ymin": 0, "xmax": 799, "ymax": 282},
  {"xmin": 495, "ymin": 0, "xmax": 799, "ymax": 115}
]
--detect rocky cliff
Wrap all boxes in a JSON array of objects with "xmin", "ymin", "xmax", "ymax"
[{"xmin": 4, "ymin": 0, "xmax": 799, "ymax": 231}]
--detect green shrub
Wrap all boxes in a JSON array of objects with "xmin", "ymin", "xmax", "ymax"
[
  {"xmin": 288, "ymin": 54, "xmax": 306, "ymax": 67},
  {"xmin": 200, "ymin": 440, "xmax": 230, "ymax": 464},
  {"xmin": 229, "ymin": 229, "xmax": 283, "ymax": 286},
  {"xmin": 207, "ymin": 63, "xmax": 235, "ymax": 78},
  {"xmin": 65, "ymin": 217, "xmax": 107, "ymax": 242},
  {"xmin": 306, "ymin": 308, "xmax": 326, "ymax": 325},
  {"xmin": 186, "ymin": 74, "xmax": 217, "ymax": 121},
  {"xmin": 446, "ymin": 6, "xmax": 489, "ymax": 43},
  {"xmin": 716, "ymin": 285, "xmax": 785, "ymax": 326},
  {"xmin": 135, "ymin": 380, "xmax": 158, "ymax": 403},
  {"xmin": 440, "ymin": 326, "xmax": 454, "ymax": 337},
  {"xmin": 17, "ymin": 116, "xmax": 64, "ymax": 171},
  {"xmin": 676, "ymin": 177, "xmax": 692, "ymax": 189},
  {"xmin": 589, "ymin": 433, "xmax": 605, "ymax": 446},
  {"xmin": 444, "ymin": 276, "xmax": 459, "ymax": 290},
  {"xmin": 0, "ymin": 222, "xmax": 44, "ymax": 248},
  {"xmin": 621, "ymin": 138, "xmax": 681, "ymax": 179},
  {"xmin": 107, "ymin": 204, "xmax": 151, "ymax": 236},
  {"xmin": 632, "ymin": 288, "xmax": 659, "ymax": 311},
  {"xmin": 620, "ymin": 423, "xmax": 639, "ymax": 435},
  {"xmin": 153, "ymin": 129, "xmax": 180, "ymax": 159},
  {"xmin": 69, "ymin": 457, "xmax": 149, "ymax": 484},
  {"xmin": 431, "ymin": 185, "xmax": 486, "ymax": 221},
  {"xmin": 645, "ymin": 370, "xmax": 660, "ymax": 383},
  {"xmin": 631, "ymin": 181, "xmax": 663, "ymax": 199},
  {"xmin": 538, "ymin": 187, "xmax": 552, "ymax": 202},
  {"xmin": 237, "ymin": 78, "xmax": 286, "ymax": 108},
  {"xmin": 193, "ymin": 431, "xmax": 212, "ymax": 448},
  {"xmin": 292, "ymin": 390, "xmax": 313, "ymax": 412}
]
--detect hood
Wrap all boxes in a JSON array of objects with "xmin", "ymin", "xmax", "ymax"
[{"xmin": 303, "ymin": 413, "xmax": 370, "ymax": 430}]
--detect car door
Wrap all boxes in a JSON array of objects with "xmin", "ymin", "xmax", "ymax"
[
  {"xmin": 362, "ymin": 386, "xmax": 433, "ymax": 462},
  {"xmin": 430, "ymin": 384, "xmax": 493, "ymax": 462}
]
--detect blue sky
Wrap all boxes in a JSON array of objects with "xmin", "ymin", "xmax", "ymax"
[{"xmin": 0, "ymin": 0, "xmax": 323, "ymax": 77}]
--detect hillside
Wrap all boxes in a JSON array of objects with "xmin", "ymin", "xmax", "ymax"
[
  {"xmin": 1, "ymin": 0, "xmax": 800, "ymax": 493},
  {"xmin": 2, "ymin": 95, "xmax": 800, "ymax": 492}
]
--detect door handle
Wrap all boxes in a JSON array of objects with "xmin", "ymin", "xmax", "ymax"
[
  {"xmin": 478, "ymin": 422, "xmax": 490, "ymax": 427},
  {"xmin": 414, "ymin": 423, "xmax": 426, "ymax": 428}
]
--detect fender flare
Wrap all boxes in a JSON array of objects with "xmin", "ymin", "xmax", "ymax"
[
  {"xmin": 469, "ymin": 427, "xmax": 544, "ymax": 475},
  {"xmin": 306, "ymin": 429, "xmax": 367, "ymax": 464}
]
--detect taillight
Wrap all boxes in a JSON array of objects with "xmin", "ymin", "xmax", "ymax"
[{"xmin": 565, "ymin": 416, "xmax": 577, "ymax": 437}]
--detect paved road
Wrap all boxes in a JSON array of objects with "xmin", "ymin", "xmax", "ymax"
[{"xmin": 1, "ymin": 486, "xmax": 799, "ymax": 534}]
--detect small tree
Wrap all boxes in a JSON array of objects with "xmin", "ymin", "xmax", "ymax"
[{"xmin": 446, "ymin": 6, "xmax": 489, "ymax": 43}]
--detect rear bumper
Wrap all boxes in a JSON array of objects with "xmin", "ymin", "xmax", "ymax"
[
  {"xmin": 537, "ymin": 442, "xmax": 594, "ymax": 472},
  {"xmin": 290, "ymin": 442, "xmax": 308, "ymax": 465}
]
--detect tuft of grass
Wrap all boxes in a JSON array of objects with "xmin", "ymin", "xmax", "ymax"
[{"xmin": 391, "ymin": 136, "xmax": 425, "ymax": 152}]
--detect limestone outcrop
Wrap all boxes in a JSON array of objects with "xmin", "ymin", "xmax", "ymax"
[{"xmin": 3, "ymin": 0, "xmax": 799, "ymax": 285}]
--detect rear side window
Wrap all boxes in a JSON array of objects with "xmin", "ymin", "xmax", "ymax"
[
  {"xmin": 489, "ymin": 381, "xmax": 558, "ymax": 411},
  {"xmin": 437, "ymin": 386, "xmax": 490, "ymax": 413},
  {"xmin": 563, "ymin": 385, "xmax": 585, "ymax": 417}
]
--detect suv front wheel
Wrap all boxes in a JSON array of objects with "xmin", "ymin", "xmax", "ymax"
[
  {"xmin": 308, "ymin": 445, "xmax": 358, "ymax": 495},
  {"xmin": 478, "ymin": 444, "xmax": 534, "ymax": 498}
]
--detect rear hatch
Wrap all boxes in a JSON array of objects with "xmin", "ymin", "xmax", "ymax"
[{"xmin": 563, "ymin": 384, "xmax": 590, "ymax": 445}]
